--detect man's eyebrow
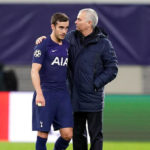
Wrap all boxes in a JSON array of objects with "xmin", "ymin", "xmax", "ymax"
[
  {"xmin": 59, "ymin": 26, "xmax": 65, "ymax": 28},
  {"xmin": 59, "ymin": 25, "xmax": 69, "ymax": 28}
]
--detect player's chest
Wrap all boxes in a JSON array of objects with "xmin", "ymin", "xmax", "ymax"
[
  {"xmin": 46, "ymin": 45, "xmax": 68, "ymax": 67},
  {"xmin": 46, "ymin": 45, "xmax": 68, "ymax": 59}
]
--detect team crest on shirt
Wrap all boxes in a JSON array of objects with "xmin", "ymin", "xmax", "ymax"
[
  {"xmin": 34, "ymin": 49, "xmax": 41, "ymax": 57},
  {"xmin": 40, "ymin": 121, "xmax": 43, "ymax": 128}
]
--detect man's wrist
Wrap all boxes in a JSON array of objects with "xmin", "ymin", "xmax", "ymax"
[{"xmin": 36, "ymin": 89, "xmax": 43, "ymax": 95}]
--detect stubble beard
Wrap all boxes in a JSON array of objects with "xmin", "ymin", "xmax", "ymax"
[{"xmin": 55, "ymin": 33, "xmax": 65, "ymax": 42}]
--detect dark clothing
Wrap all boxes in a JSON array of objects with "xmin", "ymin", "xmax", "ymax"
[
  {"xmin": 66, "ymin": 27, "xmax": 118, "ymax": 112},
  {"xmin": 32, "ymin": 89, "xmax": 73, "ymax": 132},
  {"xmin": 66, "ymin": 27, "xmax": 118, "ymax": 150},
  {"xmin": 73, "ymin": 112, "xmax": 103, "ymax": 150},
  {"xmin": 32, "ymin": 36, "xmax": 73, "ymax": 133},
  {"xmin": 32, "ymin": 36, "xmax": 69, "ymax": 90}
]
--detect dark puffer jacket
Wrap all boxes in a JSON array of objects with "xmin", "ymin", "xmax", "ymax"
[{"xmin": 66, "ymin": 27, "xmax": 118, "ymax": 112}]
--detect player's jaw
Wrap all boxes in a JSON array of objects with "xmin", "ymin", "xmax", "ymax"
[
  {"xmin": 56, "ymin": 32, "xmax": 66, "ymax": 40},
  {"xmin": 55, "ymin": 33, "xmax": 65, "ymax": 42}
]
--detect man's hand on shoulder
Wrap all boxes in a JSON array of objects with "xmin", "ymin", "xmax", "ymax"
[{"xmin": 35, "ymin": 36, "xmax": 47, "ymax": 45}]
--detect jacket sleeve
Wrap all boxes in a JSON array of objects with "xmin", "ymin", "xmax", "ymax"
[{"xmin": 94, "ymin": 39, "xmax": 118, "ymax": 89}]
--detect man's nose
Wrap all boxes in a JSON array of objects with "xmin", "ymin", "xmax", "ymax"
[
  {"xmin": 63, "ymin": 28, "xmax": 67, "ymax": 34},
  {"xmin": 75, "ymin": 20, "xmax": 77, "ymax": 24}
]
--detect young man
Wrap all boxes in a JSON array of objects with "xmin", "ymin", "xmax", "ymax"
[
  {"xmin": 31, "ymin": 13, "xmax": 73, "ymax": 150},
  {"xmin": 36, "ymin": 8, "xmax": 118, "ymax": 150}
]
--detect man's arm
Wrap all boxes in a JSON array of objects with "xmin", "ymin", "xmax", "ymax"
[
  {"xmin": 31, "ymin": 63, "xmax": 45, "ymax": 106},
  {"xmin": 94, "ymin": 39, "xmax": 118, "ymax": 89},
  {"xmin": 35, "ymin": 31, "xmax": 74, "ymax": 45}
]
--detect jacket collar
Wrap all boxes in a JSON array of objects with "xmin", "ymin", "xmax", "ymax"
[{"xmin": 75, "ymin": 27, "xmax": 107, "ymax": 45}]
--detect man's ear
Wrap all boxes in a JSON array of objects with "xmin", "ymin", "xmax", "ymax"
[
  {"xmin": 88, "ymin": 20, "xmax": 92, "ymax": 26},
  {"xmin": 51, "ymin": 24, "xmax": 55, "ymax": 30}
]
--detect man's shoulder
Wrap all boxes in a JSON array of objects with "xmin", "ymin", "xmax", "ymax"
[
  {"xmin": 67, "ymin": 30, "xmax": 76, "ymax": 37},
  {"xmin": 97, "ymin": 35, "xmax": 114, "ymax": 51},
  {"xmin": 63, "ymin": 39, "xmax": 70, "ymax": 47},
  {"xmin": 65, "ymin": 30, "xmax": 76, "ymax": 43},
  {"xmin": 97, "ymin": 32, "xmax": 110, "ymax": 43},
  {"xmin": 100, "ymin": 36, "xmax": 112, "ymax": 46},
  {"xmin": 34, "ymin": 36, "xmax": 49, "ymax": 50}
]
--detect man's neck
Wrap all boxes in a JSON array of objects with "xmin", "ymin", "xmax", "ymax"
[
  {"xmin": 81, "ymin": 28, "xmax": 93, "ymax": 37},
  {"xmin": 50, "ymin": 33, "xmax": 62, "ymax": 45}
]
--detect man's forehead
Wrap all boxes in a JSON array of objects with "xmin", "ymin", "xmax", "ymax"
[
  {"xmin": 77, "ymin": 11, "xmax": 86, "ymax": 19},
  {"xmin": 56, "ymin": 21, "xmax": 69, "ymax": 26}
]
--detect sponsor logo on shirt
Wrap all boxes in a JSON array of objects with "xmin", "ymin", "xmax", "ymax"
[{"xmin": 51, "ymin": 57, "xmax": 68, "ymax": 66}]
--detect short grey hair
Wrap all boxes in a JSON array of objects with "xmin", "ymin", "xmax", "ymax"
[{"xmin": 79, "ymin": 8, "xmax": 98, "ymax": 28}]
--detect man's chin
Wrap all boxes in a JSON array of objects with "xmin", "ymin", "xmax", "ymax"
[
  {"xmin": 60, "ymin": 35, "xmax": 65, "ymax": 40},
  {"xmin": 55, "ymin": 36, "xmax": 64, "ymax": 42},
  {"xmin": 76, "ymin": 28, "xmax": 80, "ymax": 31},
  {"xmin": 60, "ymin": 37, "xmax": 65, "ymax": 40}
]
